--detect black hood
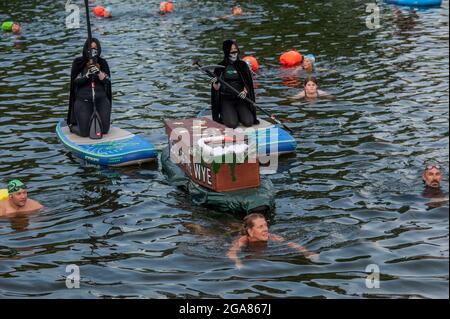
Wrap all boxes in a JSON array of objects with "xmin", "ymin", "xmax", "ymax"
[
  {"xmin": 222, "ymin": 39, "xmax": 240, "ymax": 62},
  {"xmin": 82, "ymin": 37, "xmax": 102, "ymax": 60}
]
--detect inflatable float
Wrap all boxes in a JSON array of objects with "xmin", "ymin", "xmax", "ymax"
[
  {"xmin": 56, "ymin": 119, "xmax": 157, "ymax": 167},
  {"xmin": 161, "ymin": 146, "xmax": 275, "ymax": 214},
  {"xmin": 0, "ymin": 189, "xmax": 8, "ymax": 201},
  {"xmin": 197, "ymin": 109, "xmax": 297, "ymax": 157},
  {"xmin": 384, "ymin": 0, "xmax": 442, "ymax": 7}
]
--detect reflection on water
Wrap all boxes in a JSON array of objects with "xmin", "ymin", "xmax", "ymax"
[{"xmin": 0, "ymin": 0, "xmax": 448, "ymax": 298}]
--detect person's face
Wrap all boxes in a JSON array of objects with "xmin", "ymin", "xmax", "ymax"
[
  {"xmin": 303, "ymin": 58, "xmax": 313, "ymax": 72},
  {"xmin": 10, "ymin": 189, "xmax": 28, "ymax": 207},
  {"xmin": 12, "ymin": 23, "xmax": 21, "ymax": 34},
  {"xmin": 248, "ymin": 218, "xmax": 269, "ymax": 242},
  {"xmin": 423, "ymin": 167, "xmax": 443, "ymax": 188},
  {"xmin": 90, "ymin": 42, "xmax": 98, "ymax": 57},
  {"xmin": 229, "ymin": 44, "xmax": 239, "ymax": 61},
  {"xmin": 305, "ymin": 81, "xmax": 317, "ymax": 95},
  {"xmin": 232, "ymin": 7, "xmax": 243, "ymax": 16}
]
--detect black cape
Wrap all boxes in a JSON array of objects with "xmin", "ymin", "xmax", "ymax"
[
  {"xmin": 67, "ymin": 38, "xmax": 112, "ymax": 126},
  {"xmin": 211, "ymin": 40, "xmax": 258, "ymax": 125}
]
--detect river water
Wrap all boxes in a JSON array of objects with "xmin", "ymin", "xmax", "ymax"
[{"xmin": 0, "ymin": 0, "xmax": 448, "ymax": 298}]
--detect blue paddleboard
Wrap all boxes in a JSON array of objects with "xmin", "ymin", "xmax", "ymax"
[
  {"xmin": 384, "ymin": 0, "xmax": 442, "ymax": 7},
  {"xmin": 56, "ymin": 119, "xmax": 157, "ymax": 167},
  {"xmin": 197, "ymin": 109, "xmax": 297, "ymax": 156}
]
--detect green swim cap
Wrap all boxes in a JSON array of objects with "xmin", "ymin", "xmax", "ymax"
[
  {"xmin": 2, "ymin": 21, "xmax": 13, "ymax": 32},
  {"xmin": 7, "ymin": 179, "xmax": 26, "ymax": 194}
]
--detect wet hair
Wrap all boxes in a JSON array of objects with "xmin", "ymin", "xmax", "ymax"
[
  {"xmin": 240, "ymin": 213, "xmax": 267, "ymax": 236},
  {"xmin": 303, "ymin": 76, "xmax": 318, "ymax": 87}
]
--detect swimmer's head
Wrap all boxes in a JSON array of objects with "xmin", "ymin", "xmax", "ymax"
[
  {"xmin": 303, "ymin": 76, "xmax": 318, "ymax": 95},
  {"xmin": 7, "ymin": 179, "xmax": 28, "ymax": 207},
  {"xmin": 241, "ymin": 213, "xmax": 269, "ymax": 242},
  {"xmin": 11, "ymin": 22, "xmax": 21, "ymax": 34},
  {"xmin": 232, "ymin": 6, "xmax": 243, "ymax": 16},
  {"xmin": 2, "ymin": 21, "xmax": 20, "ymax": 34},
  {"xmin": 104, "ymin": 6, "xmax": 112, "ymax": 18},
  {"xmin": 303, "ymin": 57, "xmax": 314, "ymax": 73},
  {"xmin": 423, "ymin": 164, "xmax": 443, "ymax": 189}
]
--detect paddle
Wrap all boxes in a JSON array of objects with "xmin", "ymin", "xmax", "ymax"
[
  {"xmin": 84, "ymin": 0, "xmax": 103, "ymax": 139},
  {"xmin": 193, "ymin": 60, "xmax": 293, "ymax": 133}
]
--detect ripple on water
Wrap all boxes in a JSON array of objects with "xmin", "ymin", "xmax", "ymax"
[{"xmin": 0, "ymin": 0, "xmax": 448, "ymax": 298}]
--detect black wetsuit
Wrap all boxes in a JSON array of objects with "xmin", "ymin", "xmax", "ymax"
[
  {"xmin": 67, "ymin": 38, "xmax": 112, "ymax": 138},
  {"xmin": 220, "ymin": 64, "xmax": 254, "ymax": 128},
  {"xmin": 73, "ymin": 66, "xmax": 111, "ymax": 137},
  {"xmin": 211, "ymin": 39, "xmax": 259, "ymax": 129}
]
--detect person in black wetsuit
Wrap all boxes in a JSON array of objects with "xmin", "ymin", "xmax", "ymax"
[
  {"xmin": 67, "ymin": 38, "xmax": 112, "ymax": 137},
  {"xmin": 211, "ymin": 40, "xmax": 259, "ymax": 129}
]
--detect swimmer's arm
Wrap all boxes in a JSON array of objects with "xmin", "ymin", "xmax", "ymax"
[
  {"xmin": 291, "ymin": 91, "xmax": 305, "ymax": 100},
  {"xmin": 227, "ymin": 236, "xmax": 247, "ymax": 269},
  {"xmin": 270, "ymin": 234, "xmax": 318, "ymax": 260},
  {"xmin": 0, "ymin": 205, "xmax": 5, "ymax": 217},
  {"xmin": 318, "ymin": 90, "xmax": 336, "ymax": 100},
  {"xmin": 287, "ymin": 242, "xmax": 318, "ymax": 260},
  {"xmin": 269, "ymin": 234, "xmax": 285, "ymax": 242}
]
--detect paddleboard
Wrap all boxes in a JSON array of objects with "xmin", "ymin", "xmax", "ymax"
[
  {"xmin": 197, "ymin": 109, "xmax": 297, "ymax": 156},
  {"xmin": 56, "ymin": 119, "xmax": 157, "ymax": 167}
]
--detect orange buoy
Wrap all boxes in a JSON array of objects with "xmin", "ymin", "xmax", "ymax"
[
  {"xmin": 93, "ymin": 6, "xmax": 105, "ymax": 17},
  {"xmin": 280, "ymin": 50, "xmax": 303, "ymax": 67},
  {"xmin": 243, "ymin": 56, "xmax": 259, "ymax": 72},
  {"xmin": 160, "ymin": 2, "xmax": 174, "ymax": 13}
]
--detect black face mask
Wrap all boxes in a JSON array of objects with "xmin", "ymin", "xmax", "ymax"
[{"xmin": 91, "ymin": 48, "xmax": 98, "ymax": 58}]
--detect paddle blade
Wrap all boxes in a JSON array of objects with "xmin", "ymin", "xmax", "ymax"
[{"xmin": 89, "ymin": 112, "xmax": 103, "ymax": 139}]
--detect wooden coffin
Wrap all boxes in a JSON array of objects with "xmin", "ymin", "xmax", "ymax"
[{"xmin": 165, "ymin": 117, "xmax": 260, "ymax": 192}]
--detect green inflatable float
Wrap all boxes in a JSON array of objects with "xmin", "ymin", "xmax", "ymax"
[{"xmin": 161, "ymin": 147, "xmax": 276, "ymax": 214}]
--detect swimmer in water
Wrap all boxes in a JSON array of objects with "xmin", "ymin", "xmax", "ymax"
[
  {"xmin": 0, "ymin": 180, "xmax": 43, "ymax": 217},
  {"xmin": 2, "ymin": 21, "xmax": 21, "ymax": 34},
  {"xmin": 227, "ymin": 213, "xmax": 318, "ymax": 269},
  {"xmin": 422, "ymin": 164, "xmax": 443, "ymax": 189},
  {"xmin": 292, "ymin": 76, "xmax": 334, "ymax": 100},
  {"xmin": 11, "ymin": 22, "xmax": 21, "ymax": 34},
  {"xmin": 232, "ymin": 6, "xmax": 243, "ymax": 16},
  {"xmin": 213, "ymin": 6, "xmax": 246, "ymax": 21},
  {"xmin": 421, "ymin": 164, "xmax": 448, "ymax": 209}
]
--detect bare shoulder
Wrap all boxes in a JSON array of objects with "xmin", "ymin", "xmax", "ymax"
[
  {"xmin": 26, "ymin": 199, "xmax": 43, "ymax": 211},
  {"xmin": 237, "ymin": 236, "xmax": 249, "ymax": 246}
]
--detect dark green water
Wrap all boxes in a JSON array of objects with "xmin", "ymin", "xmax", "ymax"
[{"xmin": 0, "ymin": 0, "xmax": 448, "ymax": 298}]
